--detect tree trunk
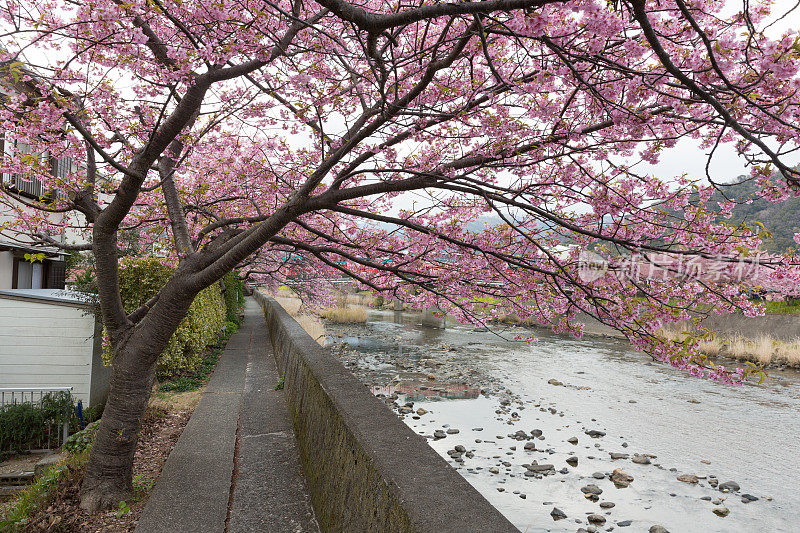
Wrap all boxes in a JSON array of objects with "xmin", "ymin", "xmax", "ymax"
[{"xmin": 80, "ymin": 289, "xmax": 195, "ymax": 512}]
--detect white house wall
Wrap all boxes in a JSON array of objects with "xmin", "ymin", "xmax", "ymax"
[{"xmin": 0, "ymin": 297, "xmax": 96, "ymax": 405}]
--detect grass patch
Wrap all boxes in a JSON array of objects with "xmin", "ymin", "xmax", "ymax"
[
  {"xmin": 764, "ymin": 300, "xmax": 800, "ymax": 315},
  {"xmin": 0, "ymin": 450, "xmax": 89, "ymax": 531},
  {"xmin": 159, "ymin": 323, "xmax": 238, "ymax": 393}
]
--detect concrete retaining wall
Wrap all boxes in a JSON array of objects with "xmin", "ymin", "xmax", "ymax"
[{"xmin": 253, "ymin": 292, "xmax": 517, "ymax": 533}]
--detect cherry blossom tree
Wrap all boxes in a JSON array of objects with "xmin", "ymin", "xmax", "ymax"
[{"xmin": 0, "ymin": 0, "xmax": 798, "ymax": 510}]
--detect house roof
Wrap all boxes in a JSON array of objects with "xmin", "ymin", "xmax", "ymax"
[
  {"xmin": 0, "ymin": 288, "xmax": 96, "ymax": 308},
  {"xmin": 0, "ymin": 240, "xmax": 66, "ymax": 258}
]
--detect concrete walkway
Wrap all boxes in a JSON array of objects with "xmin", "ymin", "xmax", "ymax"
[{"xmin": 136, "ymin": 299, "xmax": 319, "ymax": 533}]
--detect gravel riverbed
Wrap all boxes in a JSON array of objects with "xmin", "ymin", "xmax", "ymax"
[{"xmin": 325, "ymin": 309, "xmax": 800, "ymax": 533}]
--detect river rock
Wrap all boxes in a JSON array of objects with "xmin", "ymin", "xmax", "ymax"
[
  {"xmin": 610, "ymin": 452, "xmax": 629, "ymax": 460},
  {"xmin": 398, "ymin": 406, "xmax": 413, "ymax": 414},
  {"xmin": 599, "ymin": 501, "xmax": 615, "ymax": 509},
  {"xmin": 708, "ymin": 478, "xmax": 719, "ymax": 488},
  {"xmin": 416, "ymin": 408, "xmax": 427, "ymax": 415},
  {"xmin": 649, "ymin": 526, "xmax": 670, "ymax": 533},
  {"xmin": 587, "ymin": 514, "xmax": 606, "ymax": 524},
  {"xmin": 585, "ymin": 430, "xmax": 606, "ymax": 438},
  {"xmin": 568, "ymin": 437, "xmax": 579, "ymax": 444},
  {"xmin": 524, "ymin": 441, "xmax": 537, "ymax": 451},
  {"xmin": 531, "ymin": 429, "xmax": 543, "ymax": 437},
  {"xmin": 566, "ymin": 456, "xmax": 578, "ymax": 466},
  {"xmin": 581, "ymin": 484, "xmax": 603, "ymax": 495},
  {"xmin": 618, "ymin": 520, "xmax": 632, "ymax": 527},
  {"xmin": 446, "ymin": 428, "xmax": 460, "ymax": 434},
  {"xmin": 713, "ymin": 507, "xmax": 730, "ymax": 517},
  {"xmin": 489, "ymin": 467, "xmax": 499, "ymax": 474},
  {"xmin": 741, "ymin": 494, "xmax": 759, "ymax": 503},
  {"xmin": 550, "ymin": 507, "xmax": 567, "ymax": 520},
  {"xmin": 719, "ymin": 481, "xmax": 740, "ymax": 492},
  {"xmin": 677, "ymin": 474, "xmax": 699, "ymax": 484},
  {"xmin": 434, "ymin": 430, "xmax": 446, "ymax": 439},
  {"xmin": 454, "ymin": 444, "xmax": 466, "ymax": 453},
  {"xmin": 547, "ymin": 378, "xmax": 564, "ymax": 386},
  {"xmin": 592, "ymin": 472, "xmax": 605, "ymax": 479},
  {"xmin": 632, "ymin": 454, "xmax": 651, "ymax": 465},
  {"xmin": 611, "ymin": 468, "xmax": 634, "ymax": 488},
  {"xmin": 527, "ymin": 463, "xmax": 555, "ymax": 472}
]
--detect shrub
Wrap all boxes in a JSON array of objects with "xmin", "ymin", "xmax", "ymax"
[
  {"xmin": 101, "ymin": 257, "xmax": 228, "ymax": 379},
  {"xmin": 159, "ymin": 329, "xmax": 230, "ymax": 392},
  {"xmin": 63, "ymin": 421, "xmax": 99, "ymax": 454},
  {"xmin": 0, "ymin": 392, "xmax": 75, "ymax": 455},
  {"xmin": 222, "ymin": 272, "xmax": 244, "ymax": 325},
  {"xmin": 156, "ymin": 284, "xmax": 226, "ymax": 378}
]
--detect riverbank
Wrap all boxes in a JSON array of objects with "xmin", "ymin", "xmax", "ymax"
[{"xmin": 322, "ymin": 308, "xmax": 800, "ymax": 532}]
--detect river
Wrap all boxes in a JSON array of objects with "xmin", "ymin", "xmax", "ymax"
[{"xmin": 325, "ymin": 309, "xmax": 800, "ymax": 532}]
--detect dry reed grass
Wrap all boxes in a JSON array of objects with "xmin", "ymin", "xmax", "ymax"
[
  {"xmin": 659, "ymin": 327, "xmax": 800, "ymax": 367},
  {"xmin": 322, "ymin": 306, "xmax": 368, "ymax": 323},
  {"xmin": 260, "ymin": 290, "xmax": 326, "ymax": 345}
]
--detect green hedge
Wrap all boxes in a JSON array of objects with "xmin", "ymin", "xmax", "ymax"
[
  {"xmin": 0, "ymin": 392, "xmax": 75, "ymax": 455},
  {"xmin": 104, "ymin": 257, "xmax": 241, "ymax": 379},
  {"xmin": 222, "ymin": 272, "xmax": 245, "ymax": 325}
]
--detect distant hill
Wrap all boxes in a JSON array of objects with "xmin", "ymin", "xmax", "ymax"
[
  {"xmin": 711, "ymin": 177, "xmax": 800, "ymax": 253},
  {"xmin": 463, "ymin": 215, "xmax": 504, "ymax": 233}
]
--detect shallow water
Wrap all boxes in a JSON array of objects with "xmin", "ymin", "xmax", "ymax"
[{"xmin": 331, "ymin": 309, "xmax": 800, "ymax": 532}]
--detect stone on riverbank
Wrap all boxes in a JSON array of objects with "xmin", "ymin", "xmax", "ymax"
[
  {"xmin": 719, "ymin": 481, "xmax": 740, "ymax": 492},
  {"xmin": 587, "ymin": 514, "xmax": 606, "ymax": 524},
  {"xmin": 611, "ymin": 468, "xmax": 634, "ymax": 488},
  {"xmin": 581, "ymin": 484, "xmax": 603, "ymax": 495},
  {"xmin": 550, "ymin": 507, "xmax": 567, "ymax": 520},
  {"xmin": 677, "ymin": 474, "xmax": 699, "ymax": 484},
  {"xmin": 713, "ymin": 507, "xmax": 730, "ymax": 517}
]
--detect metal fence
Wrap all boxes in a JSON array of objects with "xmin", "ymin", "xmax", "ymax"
[{"xmin": 0, "ymin": 387, "xmax": 73, "ymax": 452}]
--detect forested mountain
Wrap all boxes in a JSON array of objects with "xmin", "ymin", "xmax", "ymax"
[{"xmin": 713, "ymin": 177, "xmax": 800, "ymax": 253}]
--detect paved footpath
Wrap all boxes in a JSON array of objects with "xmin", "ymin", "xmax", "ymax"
[{"xmin": 136, "ymin": 299, "xmax": 319, "ymax": 533}]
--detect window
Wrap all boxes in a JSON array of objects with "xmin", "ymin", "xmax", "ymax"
[{"xmin": 12, "ymin": 257, "xmax": 46, "ymax": 289}]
